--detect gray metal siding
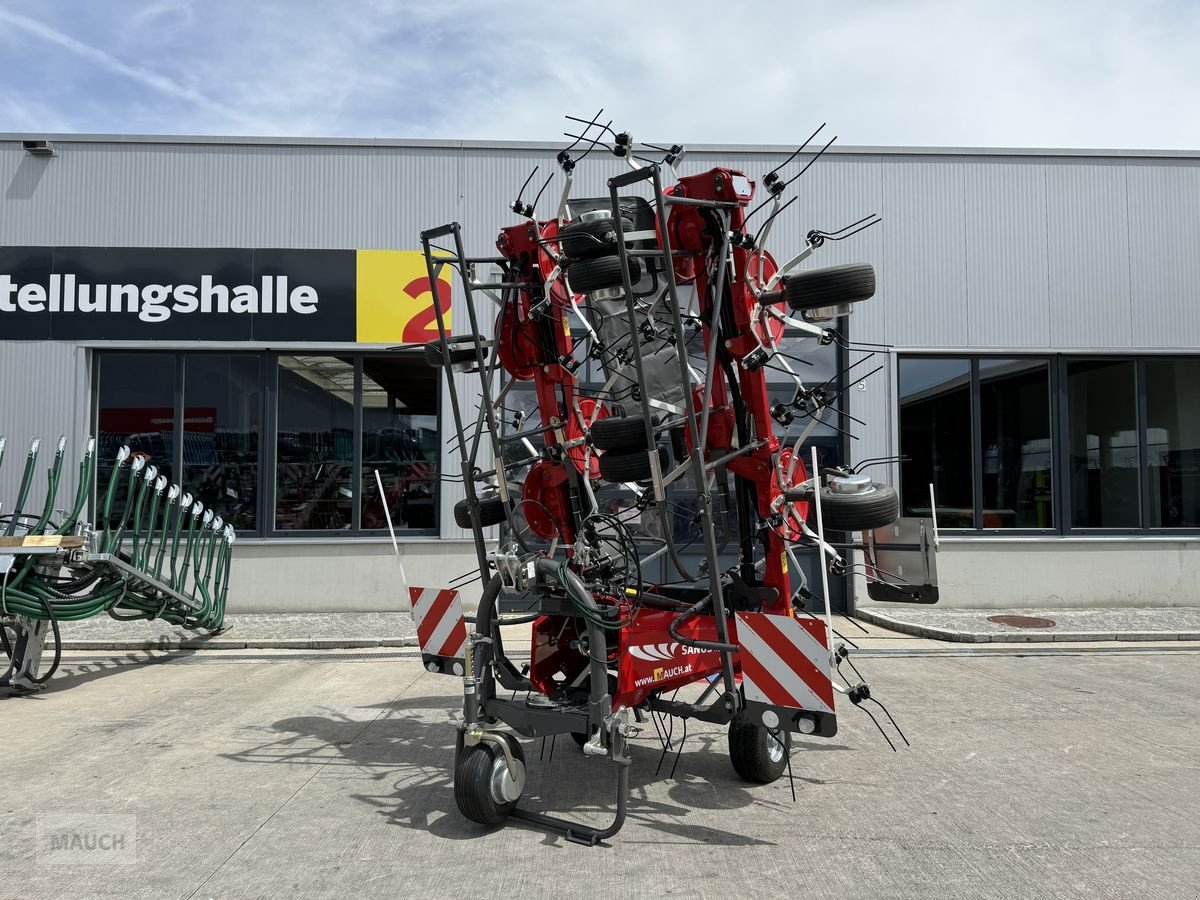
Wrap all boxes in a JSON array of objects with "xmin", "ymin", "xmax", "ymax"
[
  {"xmin": 963, "ymin": 159, "xmax": 1051, "ymax": 346},
  {"xmin": 0, "ymin": 342, "xmax": 88, "ymax": 516},
  {"xmin": 1126, "ymin": 160, "xmax": 1200, "ymax": 348},
  {"xmin": 5, "ymin": 137, "xmax": 1200, "ymax": 513},
  {"xmin": 1045, "ymin": 160, "xmax": 1132, "ymax": 348}
]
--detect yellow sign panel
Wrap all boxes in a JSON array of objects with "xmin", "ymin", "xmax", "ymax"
[{"xmin": 355, "ymin": 250, "xmax": 452, "ymax": 344}]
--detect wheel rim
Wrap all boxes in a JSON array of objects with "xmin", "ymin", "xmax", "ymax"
[
  {"xmin": 767, "ymin": 729, "xmax": 786, "ymax": 764},
  {"xmin": 489, "ymin": 754, "xmax": 526, "ymax": 805}
]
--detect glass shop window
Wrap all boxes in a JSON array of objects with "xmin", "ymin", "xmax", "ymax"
[
  {"xmin": 183, "ymin": 355, "xmax": 262, "ymax": 531},
  {"xmin": 898, "ymin": 358, "xmax": 973, "ymax": 527},
  {"xmin": 1144, "ymin": 358, "xmax": 1200, "ymax": 528},
  {"xmin": 1066, "ymin": 360, "xmax": 1139, "ymax": 528},
  {"xmin": 979, "ymin": 359, "xmax": 1053, "ymax": 528},
  {"xmin": 96, "ymin": 353, "xmax": 176, "ymax": 527},
  {"xmin": 360, "ymin": 355, "xmax": 439, "ymax": 531},
  {"xmin": 275, "ymin": 355, "xmax": 355, "ymax": 531}
]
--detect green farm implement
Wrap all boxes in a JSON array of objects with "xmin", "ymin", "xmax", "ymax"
[{"xmin": 1, "ymin": 435, "xmax": 233, "ymax": 691}]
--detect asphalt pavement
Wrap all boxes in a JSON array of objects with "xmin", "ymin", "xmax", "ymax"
[{"xmin": 2, "ymin": 635, "xmax": 1198, "ymax": 899}]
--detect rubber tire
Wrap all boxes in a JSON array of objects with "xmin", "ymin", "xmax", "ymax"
[
  {"xmin": 559, "ymin": 217, "xmax": 621, "ymax": 259},
  {"xmin": 454, "ymin": 736, "xmax": 526, "ymax": 826},
  {"xmin": 598, "ymin": 446, "xmax": 667, "ymax": 483},
  {"xmin": 817, "ymin": 482, "xmax": 899, "ymax": 532},
  {"xmin": 424, "ymin": 337, "xmax": 478, "ymax": 368},
  {"xmin": 783, "ymin": 263, "xmax": 875, "ymax": 312},
  {"xmin": 453, "ymin": 492, "xmax": 508, "ymax": 529},
  {"xmin": 728, "ymin": 712, "xmax": 791, "ymax": 784},
  {"xmin": 590, "ymin": 415, "xmax": 649, "ymax": 452},
  {"xmin": 567, "ymin": 255, "xmax": 641, "ymax": 294}
]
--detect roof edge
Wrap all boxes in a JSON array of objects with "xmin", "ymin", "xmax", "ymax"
[{"xmin": 2, "ymin": 132, "xmax": 1199, "ymax": 160}]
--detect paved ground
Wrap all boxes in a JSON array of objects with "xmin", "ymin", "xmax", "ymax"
[
  {"xmin": 3, "ymin": 635, "xmax": 1198, "ymax": 899},
  {"xmin": 57, "ymin": 606, "xmax": 1200, "ymax": 650},
  {"xmin": 859, "ymin": 606, "xmax": 1200, "ymax": 643},
  {"xmin": 57, "ymin": 612, "xmax": 420, "ymax": 650}
]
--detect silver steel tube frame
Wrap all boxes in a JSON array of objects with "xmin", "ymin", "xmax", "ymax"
[
  {"xmin": 420, "ymin": 224, "xmax": 517, "ymax": 584},
  {"xmin": 606, "ymin": 164, "xmax": 740, "ymax": 702}
]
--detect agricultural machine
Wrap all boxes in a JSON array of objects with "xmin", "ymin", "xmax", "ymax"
[
  {"xmin": 416, "ymin": 115, "xmax": 939, "ymax": 843},
  {"xmin": 0, "ymin": 435, "xmax": 233, "ymax": 691}
]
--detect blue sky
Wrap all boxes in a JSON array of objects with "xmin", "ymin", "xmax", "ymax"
[{"xmin": 2, "ymin": 0, "xmax": 1199, "ymax": 148}]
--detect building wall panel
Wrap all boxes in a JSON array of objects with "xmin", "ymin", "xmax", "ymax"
[
  {"xmin": 1045, "ymin": 159, "xmax": 1132, "ymax": 348},
  {"xmin": 880, "ymin": 157, "xmax": 969, "ymax": 347},
  {"xmin": 1126, "ymin": 160, "xmax": 1200, "ymax": 348},
  {"xmin": 963, "ymin": 159, "xmax": 1051, "ymax": 346}
]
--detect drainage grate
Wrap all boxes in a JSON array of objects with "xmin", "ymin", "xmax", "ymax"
[{"xmin": 987, "ymin": 615, "xmax": 1057, "ymax": 629}]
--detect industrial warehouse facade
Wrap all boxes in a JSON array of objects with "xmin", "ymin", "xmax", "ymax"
[{"xmin": 1, "ymin": 134, "xmax": 1197, "ymax": 611}]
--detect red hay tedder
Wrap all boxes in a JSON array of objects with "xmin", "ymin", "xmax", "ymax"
[{"xmin": 410, "ymin": 113, "xmax": 939, "ymax": 844}]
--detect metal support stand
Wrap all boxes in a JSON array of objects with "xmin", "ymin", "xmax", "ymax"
[
  {"xmin": 1, "ymin": 616, "xmax": 50, "ymax": 691},
  {"xmin": 510, "ymin": 764, "xmax": 630, "ymax": 847}
]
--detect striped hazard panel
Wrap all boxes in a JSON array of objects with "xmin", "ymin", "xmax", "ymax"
[
  {"xmin": 735, "ymin": 612, "xmax": 835, "ymax": 714},
  {"xmin": 409, "ymin": 587, "xmax": 468, "ymax": 662}
]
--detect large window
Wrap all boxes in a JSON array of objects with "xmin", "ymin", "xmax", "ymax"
[
  {"xmin": 360, "ymin": 357, "xmax": 438, "ymax": 530},
  {"xmin": 1145, "ymin": 358, "xmax": 1200, "ymax": 528},
  {"xmin": 275, "ymin": 356, "xmax": 355, "ymax": 531},
  {"xmin": 93, "ymin": 351, "xmax": 438, "ymax": 537},
  {"xmin": 981, "ymin": 359, "xmax": 1053, "ymax": 528},
  {"xmin": 898, "ymin": 354, "xmax": 1200, "ymax": 533},
  {"xmin": 184, "ymin": 355, "xmax": 261, "ymax": 531},
  {"xmin": 1067, "ymin": 360, "xmax": 1138, "ymax": 528},
  {"xmin": 898, "ymin": 358, "xmax": 973, "ymax": 527},
  {"xmin": 96, "ymin": 353, "xmax": 176, "ymax": 527}
]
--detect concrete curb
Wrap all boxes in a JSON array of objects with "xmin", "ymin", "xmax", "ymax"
[
  {"xmin": 60, "ymin": 636, "xmax": 421, "ymax": 651},
  {"xmin": 856, "ymin": 608, "xmax": 1200, "ymax": 643}
]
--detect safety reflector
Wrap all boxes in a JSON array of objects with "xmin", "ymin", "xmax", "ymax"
[
  {"xmin": 735, "ymin": 612, "xmax": 835, "ymax": 714},
  {"xmin": 409, "ymin": 587, "xmax": 468, "ymax": 664}
]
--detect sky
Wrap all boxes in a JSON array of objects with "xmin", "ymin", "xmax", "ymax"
[{"xmin": 1, "ymin": 0, "xmax": 1199, "ymax": 149}]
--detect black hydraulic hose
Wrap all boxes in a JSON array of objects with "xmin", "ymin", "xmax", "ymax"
[
  {"xmin": 29, "ymin": 614, "xmax": 62, "ymax": 684},
  {"xmin": 472, "ymin": 574, "xmax": 532, "ymax": 694},
  {"xmin": 668, "ymin": 594, "xmax": 738, "ymax": 653}
]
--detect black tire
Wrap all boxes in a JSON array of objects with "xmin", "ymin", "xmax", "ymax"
[
  {"xmin": 454, "ymin": 736, "xmax": 526, "ymax": 826},
  {"xmin": 567, "ymin": 256, "xmax": 641, "ymax": 294},
  {"xmin": 423, "ymin": 337, "xmax": 479, "ymax": 368},
  {"xmin": 590, "ymin": 415, "xmax": 649, "ymax": 452},
  {"xmin": 453, "ymin": 492, "xmax": 509, "ymax": 529},
  {"xmin": 817, "ymin": 482, "xmax": 899, "ymax": 532},
  {"xmin": 728, "ymin": 712, "xmax": 790, "ymax": 784},
  {"xmin": 783, "ymin": 263, "xmax": 875, "ymax": 312},
  {"xmin": 598, "ymin": 447, "xmax": 667, "ymax": 483},
  {"xmin": 559, "ymin": 217, "xmax": 621, "ymax": 259}
]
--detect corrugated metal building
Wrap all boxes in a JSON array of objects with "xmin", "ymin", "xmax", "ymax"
[{"xmin": 2, "ymin": 133, "xmax": 1197, "ymax": 611}]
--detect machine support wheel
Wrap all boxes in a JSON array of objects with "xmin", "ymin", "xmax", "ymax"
[
  {"xmin": 817, "ymin": 481, "xmax": 899, "ymax": 532},
  {"xmin": 783, "ymin": 263, "xmax": 875, "ymax": 311},
  {"xmin": 454, "ymin": 734, "xmax": 527, "ymax": 826},
  {"xmin": 590, "ymin": 415, "xmax": 650, "ymax": 452},
  {"xmin": 567, "ymin": 256, "xmax": 641, "ymax": 294},
  {"xmin": 728, "ymin": 712, "xmax": 791, "ymax": 784},
  {"xmin": 453, "ymin": 492, "xmax": 509, "ymax": 529},
  {"xmin": 598, "ymin": 447, "xmax": 667, "ymax": 484}
]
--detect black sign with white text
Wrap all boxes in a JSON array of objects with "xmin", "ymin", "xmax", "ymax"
[{"xmin": 0, "ymin": 247, "xmax": 357, "ymax": 341}]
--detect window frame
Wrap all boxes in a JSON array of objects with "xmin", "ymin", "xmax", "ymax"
[{"xmin": 92, "ymin": 348, "xmax": 440, "ymax": 540}]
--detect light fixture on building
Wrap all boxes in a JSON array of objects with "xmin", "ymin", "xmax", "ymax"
[{"xmin": 21, "ymin": 139, "xmax": 56, "ymax": 157}]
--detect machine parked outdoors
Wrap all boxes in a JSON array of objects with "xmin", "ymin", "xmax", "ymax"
[
  {"xmin": 415, "ymin": 114, "xmax": 939, "ymax": 844},
  {"xmin": 0, "ymin": 435, "xmax": 233, "ymax": 691}
]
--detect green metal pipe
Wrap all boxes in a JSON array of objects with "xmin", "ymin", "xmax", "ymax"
[{"xmin": 5, "ymin": 437, "xmax": 42, "ymax": 536}]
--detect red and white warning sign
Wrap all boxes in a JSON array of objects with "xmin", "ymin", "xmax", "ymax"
[
  {"xmin": 735, "ymin": 612, "xmax": 835, "ymax": 714},
  {"xmin": 409, "ymin": 586, "xmax": 468, "ymax": 662}
]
